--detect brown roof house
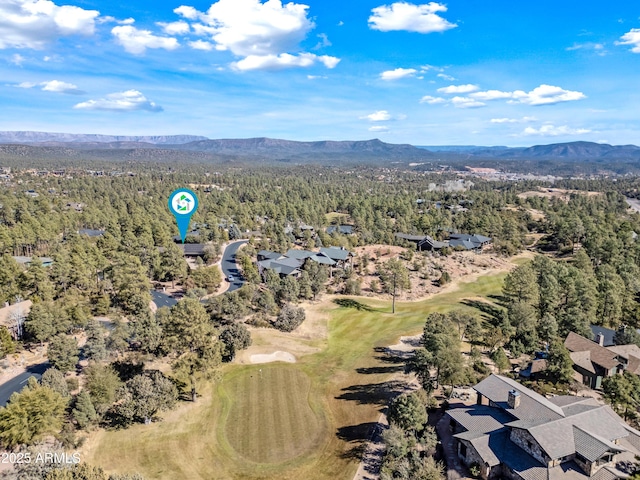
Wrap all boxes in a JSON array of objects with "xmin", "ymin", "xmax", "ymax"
[
  {"xmin": 563, "ymin": 332, "xmax": 640, "ymax": 390},
  {"xmin": 447, "ymin": 374, "xmax": 640, "ymax": 480}
]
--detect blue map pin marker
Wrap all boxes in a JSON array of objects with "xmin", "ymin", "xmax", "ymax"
[{"xmin": 168, "ymin": 188, "xmax": 199, "ymax": 243}]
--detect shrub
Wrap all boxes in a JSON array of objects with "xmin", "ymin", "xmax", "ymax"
[{"xmin": 273, "ymin": 305, "xmax": 306, "ymax": 332}]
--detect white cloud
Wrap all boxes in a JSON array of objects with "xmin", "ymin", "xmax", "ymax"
[
  {"xmin": 470, "ymin": 85, "xmax": 585, "ymax": 105},
  {"xmin": 11, "ymin": 53, "xmax": 25, "ymax": 65},
  {"xmin": 437, "ymin": 84, "xmax": 479, "ymax": 94},
  {"xmin": 361, "ymin": 110, "xmax": 392, "ymax": 122},
  {"xmin": 420, "ymin": 64, "xmax": 444, "ymax": 72},
  {"xmin": 157, "ymin": 21, "xmax": 190, "ymax": 35},
  {"xmin": 380, "ymin": 67, "xmax": 417, "ymax": 80},
  {"xmin": 314, "ymin": 33, "xmax": 331, "ymax": 49},
  {"xmin": 469, "ymin": 89, "xmax": 514, "ymax": 101},
  {"xmin": 368, "ymin": 2, "xmax": 457, "ymax": 33},
  {"xmin": 177, "ymin": 0, "xmax": 312, "ymax": 56},
  {"xmin": 616, "ymin": 28, "xmax": 640, "ymax": 53},
  {"xmin": 419, "ymin": 95, "xmax": 446, "ymax": 104},
  {"xmin": 98, "ymin": 16, "xmax": 134, "ymax": 25},
  {"xmin": 521, "ymin": 125, "xmax": 591, "ymax": 137},
  {"xmin": 10, "ymin": 79, "xmax": 82, "ymax": 93},
  {"xmin": 112, "ymin": 25, "xmax": 179, "ymax": 55},
  {"xmin": 232, "ymin": 53, "xmax": 339, "ymax": 71},
  {"xmin": 437, "ymin": 73, "xmax": 455, "ymax": 81},
  {"xmin": 513, "ymin": 85, "xmax": 586, "ymax": 105},
  {"xmin": 307, "ymin": 75, "xmax": 327, "ymax": 79},
  {"xmin": 451, "ymin": 96, "xmax": 485, "ymax": 108},
  {"xmin": 73, "ymin": 90, "xmax": 163, "ymax": 112},
  {"xmin": 189, "ymin": 39, "xmax": 214, "ymax": 51},
  {"xmin": 369, "ymin": 126, "xmax": 390, "ymax": 133},
  {"xmin": 490, "ymin": 116, "xmax": 536, "ymax": 124},
  {"xmin": 175, "ymin": 0, "xmax": 338, "ymax": 70},
  {"xmin": 0, "ymin": 0, "xmax": 99, "ymax": 49},
  {"xmin": 174, "ymin": 5, "xmax": 199, "ymax": 20},
  {"xmin": 41, "ymin": 79, "xmax": 83, "ymax": 94},
  {"xmin": 566, "ymin": 42, "xmax": 605, "ymax": 54}
]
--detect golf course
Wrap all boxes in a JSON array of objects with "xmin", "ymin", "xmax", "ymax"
[{"xmin": 83, "ymin": 264, "xmax": 514, "ymax": 480}]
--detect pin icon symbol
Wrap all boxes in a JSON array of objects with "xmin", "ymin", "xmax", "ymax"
[{"xmin": 168, "ymin": 188, "xmax": 199, "ymax": 243}]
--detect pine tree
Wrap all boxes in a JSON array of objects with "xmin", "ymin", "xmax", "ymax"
[
  {"xmin": 0, "ymin": 378, "xmax": 67, "ymax": 447},
  {"xmin": 47, "ymin": 334, "xmax": 79, "ymax": 373},
  {"xmin": 72, "ymin": 390, "xmax": 98, "ymax": 429}
]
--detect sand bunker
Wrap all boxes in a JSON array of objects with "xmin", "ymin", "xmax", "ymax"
[{"xmin": 250, "ymin": 351, "xmax": 297, "ymax": 364}]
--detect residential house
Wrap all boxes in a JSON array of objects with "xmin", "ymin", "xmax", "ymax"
[
  {"xmin": 258, "ymin": 257, "xmax": 303, "ymax": 278},
  {"xmin": 13, "ymin": 256, "xmax": 54, "ymax": 267},
  {"xmin": 564, "ymin": 332, "xmax": 623, "ymax": 389},
  {"xmin": 78, "ymin": 229, "xmax": 105, "ymax": 238},
  {"xmin": 395, "ymin": 232, "xmax": 491, "ymax": 252},
  {"xmin": 449, "ymin": 233, "xmax": 492, "ymax": 251},
  {"xmin": 590, "ymin": 326, "xmax": 616, "ymax": 347},
  {"xmin": 447, "ymin": 374, "xmax": 640, "ymax": 480},
  {"xmin": 257, "ymin": 247, "xmax": 348, "ymax": 279},
  {"xmin": 319, "ymin": 246, "xmax": 353, "ymax": 267},
  {"xmin": 179, "ymin": 244, "xmax": 207, "ymax": 257},
  {"xmin": 326, "ymin": 225, "xmax": 354, "ymax": 235}
]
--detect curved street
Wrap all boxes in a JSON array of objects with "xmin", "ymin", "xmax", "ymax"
[
  {"xmin": 0, "ymin": 362, "xmax": 48, "ymax": 407},
  {"xmin": 220, "ymin": 240, "xmax": 248, "ymax": 293}
]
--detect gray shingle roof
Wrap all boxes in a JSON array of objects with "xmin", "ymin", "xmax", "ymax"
[
  {"xmin": 590, "ymin": 325, "xmax": 616, "ymax": 347},
  {"xmin": 526, "ymin": 406, "xmax": 629, "ymax": 460},
  {"xmin": 327, "ymin": 225, "xmax": 353, "ymax": 235},
  {"xmin": 284, "ymin": 249, "xmax": 316, "ymax": 260},
  {"xmin": 449, "ymin": 405, "xmax": 512, "ymax": 434},
  {"xmin": 257, "ymin": 250, "xmax": 281, "ymax": 260},
  {"xmin": 395, "ymin": 233, "xmax": 427, "ymax": 242},
  {"xmin": 319, "ymin": 246, "xmax": 351, "ymax": 261},
  {"xmin": 419, "ymin": 235, "xmax": 448, "ymax": 249},
  {"xmin": 573, "ymin": 426, "xmax": 625, "ymax": 462},
  {"xmin": 474, "ymin": 374, "xmax": 565, "ymax": 422}
]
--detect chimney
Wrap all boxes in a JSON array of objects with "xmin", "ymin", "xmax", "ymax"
[
  {"xmin": 596, "ymin": 333, "xmax": 604, "ymax": 346},
  {"xmin": 507, "ymin": 390, "xmax": 521, "ymax": 409}
]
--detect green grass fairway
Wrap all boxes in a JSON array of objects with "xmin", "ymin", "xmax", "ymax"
[
  {"xmin": 221, "ymin": 365, "xmax": 324, "ymax": 464},
  {"xmin": 84, "ymin": 263, "xmax": 519, "ymax": 480}
]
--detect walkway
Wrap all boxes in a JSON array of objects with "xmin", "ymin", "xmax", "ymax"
[
  {"xmin": 436, "ymin": 405, "xmax": 473, "ymax": 480},
  {"xmin": 352, "ymin": 412, "xmax": 388, "ymax": 480}
]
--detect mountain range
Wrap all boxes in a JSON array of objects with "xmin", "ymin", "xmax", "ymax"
[{"xmin": 0, "ymin": 131, "xmax": 639, "ymax": 163}]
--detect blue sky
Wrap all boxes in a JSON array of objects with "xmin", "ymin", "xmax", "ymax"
[{"xmin": 1, "ymin": 0, "xmax": 640, "ymax": 146}]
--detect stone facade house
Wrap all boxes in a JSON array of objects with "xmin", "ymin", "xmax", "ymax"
[{"xmin": 446, "ymin": 374, "xmax": 640, "ymax": 480}]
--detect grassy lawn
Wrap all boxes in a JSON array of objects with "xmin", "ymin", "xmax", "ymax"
[
  {"xmin": 325, "ymin": 212, "xmax": 350, "ymax": 223},
  {"xmin": 221, "ymin": 364, "xmax": 325, "ymax": 465},
  {"xmin": 84, "ymin": 268, "xmax": 510, "ymax": 480}
]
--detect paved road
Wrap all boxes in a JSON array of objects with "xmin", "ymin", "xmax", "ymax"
[
  {"xmin": 626, "ymin": 197, "xmax": 640, "ymax": 214},
  {"xmin": 0, "ymin": 362, "xmax": 49, "ymax": 407},
  {"xmin": 150, "ymin": 289, "xmax": 178, "ymax": 309},
  {"xmin": 221, "ymin": 240, "xmax": 248, "ymax": 293}
]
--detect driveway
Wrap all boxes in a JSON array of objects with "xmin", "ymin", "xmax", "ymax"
[
  {"xmin": 220, "ymin": 240, "xmax": 248, "ymax": 293},
  {"xmin": 150, "ymin": 289, "xmax": 178, "ymax": 309},
  {"xmin": 0, "ymin": 362, "xmax": 49, "ymax": 407}
]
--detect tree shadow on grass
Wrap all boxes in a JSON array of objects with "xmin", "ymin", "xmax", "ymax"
[
  {"xmin": 487, "ymin": 294, "xmax": 510, "ymax": 307},
  {"xmin": 462, "ymin": 299, "xmax": 504, "ymax": 323},
  {"xmin": 355, "ymin": 365, "xmax": 405, "ymax": 375},
  {"xmin": 333, "ymin": 298, "xmax": 379, "ymax": 311},
  {"xmin": 335, "ymin": 380, "xmax": 408, "ymax": 405},
  {"xmin": 337, "ymin": 422, "xmax": 379, "ymax": 443}
]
